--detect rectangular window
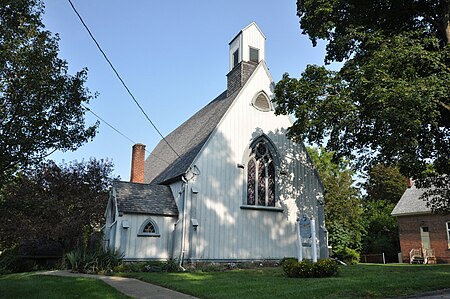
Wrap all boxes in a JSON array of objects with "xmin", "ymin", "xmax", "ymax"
[
  {"xmin": 249, "ymin": 47, "xmax": 259, "ymax": 63},
  {"xmin": 447, "ymin": 222, "xmax": 450, "ymax": 249},
  {"xmin": 233, "ymin": 49, "xmax": 239, "ymax": 67}
]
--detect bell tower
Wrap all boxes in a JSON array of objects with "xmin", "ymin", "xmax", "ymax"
[{"xmin": 227, "ymin": 22, "xmax": 266, "ymax": 96}]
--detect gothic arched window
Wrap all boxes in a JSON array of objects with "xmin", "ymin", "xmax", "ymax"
[
  {"xmin": 247, "ymin": 140, "xmax": 276, "ymax": 207},
  {"xmin": 138, "ymin": 218, "xmax": 160, "ymax": 237}
]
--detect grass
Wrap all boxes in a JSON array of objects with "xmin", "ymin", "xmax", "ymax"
[
  {"xmin": 0, "ymin": 272, "xmax": 131, "ymax": 299},
  {"xmin": 120, "ymin": 264, "xmax": 450, "ymax": 299}
]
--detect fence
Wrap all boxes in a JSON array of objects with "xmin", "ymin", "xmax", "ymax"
[{"xmin": 360, "ymin": 253, "xmax": 385, "ymax": 264}]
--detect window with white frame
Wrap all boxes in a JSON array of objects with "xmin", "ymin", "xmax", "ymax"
[
  {"xmin": 246, "ymin": 139, "xmax": 276, "ymax": 207},
  {"xmin": 252, "ymin": 91, "xmax": 272, "ymax": 112},
  {"xmin": 233, "ymin": 49, "xmax": 239, "ymax": 67},
  {"xmin": 138, "ymin": 218, "xmax": 160, "ymax": 237},
  {"xmin": 249, "ymin": 46, "xmax": 259, "ymax": 63}
]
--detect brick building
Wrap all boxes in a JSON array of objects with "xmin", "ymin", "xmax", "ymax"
[{"xmin": 392, "ymin": 186, "xmax": 450, "ymax": 263}]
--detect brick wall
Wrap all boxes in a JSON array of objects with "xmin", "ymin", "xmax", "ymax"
[
  {"xmin": 130, "ymin": 143, "xmax": 146, "ymax": 183},
  {"xmin": 397, "ymin": 214, "xmax": 450, "ymax": 263}
]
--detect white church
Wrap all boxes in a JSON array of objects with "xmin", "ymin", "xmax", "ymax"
[{"xmin": 104, "ymin": 22, "xmax": 328, "ymax": 264}]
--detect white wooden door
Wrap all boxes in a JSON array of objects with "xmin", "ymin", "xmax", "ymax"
[{"xmin": 420, "ymin": 227, "xmax": 431, "ymax": 250}]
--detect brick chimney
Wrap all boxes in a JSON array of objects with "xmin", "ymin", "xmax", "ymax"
[
  {"xmin": 407, "ymin": 178, "xmax": 414, "ymax": 188},
  {"xmin": 130, "ymin": 143, "xmax": 146, "ymax": 183}
]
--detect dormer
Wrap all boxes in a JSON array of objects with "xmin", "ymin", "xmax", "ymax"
[
  {"xmin": 228, "ymin": 22, "xmax": 266, "ymax": 71},
  {"xmin": 227, "ymin": 22, "xmax": 266, "ymax": 96}
]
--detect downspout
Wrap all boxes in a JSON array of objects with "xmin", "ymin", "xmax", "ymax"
[{"xmin": 179, "ymin": 176, "xmax": 188, "ymax": 271}]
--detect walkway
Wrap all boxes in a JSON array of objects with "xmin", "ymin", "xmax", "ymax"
[{"xmin": 40, "ymin": 270, "xmax": 198, "ymax": 299}]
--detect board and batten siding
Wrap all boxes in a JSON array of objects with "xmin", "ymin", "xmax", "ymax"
[
  {"xmin": 185, "ymin": 63, "xmax": 325, "ymax": 261},
  {"xmin": 229, "ymin": 22, "xmax": 265, "ymax": 71},
  {"xmin": 115, "ymin": 214, "xmax": 177, "ymax": 260}
]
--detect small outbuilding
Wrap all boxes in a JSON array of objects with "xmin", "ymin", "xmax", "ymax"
[{"xmin": 392, "ymin": 186, "xmax": 450, "ymax": 263}]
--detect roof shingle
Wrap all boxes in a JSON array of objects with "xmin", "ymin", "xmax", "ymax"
[
  {"xmin": 144, "ymin": 89, "xmax": 239, "ymax": 184},
  {"xmin": 114, "ymin": 181, "xmax": 178, "ymax": 216},
  {"xmin": 391, "ymin": 186, "xmax": 431, "ymax": 216}
]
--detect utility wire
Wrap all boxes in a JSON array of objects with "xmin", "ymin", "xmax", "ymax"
[
  {"xmin": 67, "ymin": 0, "xmax": 181, "ymax": 160},
  {"xmin": 82, "ymin": 105, "xmax": 136, "ymax": 145},
  {"xmin": 83, "ymin": 105, "xmax": 173, "ymax": 166}
]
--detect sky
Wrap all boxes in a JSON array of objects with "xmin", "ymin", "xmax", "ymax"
[{"xmin": 42, "ymin": 0, "xmax": 329, "ymax": 180}]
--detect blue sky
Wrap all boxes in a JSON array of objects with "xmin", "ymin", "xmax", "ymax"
[{"xmin": 43, "ymin": 0, "xmax": 329, "ymax": 180}]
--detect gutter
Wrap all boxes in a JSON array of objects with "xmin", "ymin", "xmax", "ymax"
[{"xmin": 178, "ymin": 176, "xmax": 188, "ymax": 271}]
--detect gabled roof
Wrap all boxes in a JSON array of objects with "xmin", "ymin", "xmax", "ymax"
[
  {"xmin": 229, "ymin": 22, "xmax": 266, "ymax": 45},
  {"xmin": 113, "ymin": 181, "xmax": 178, "ymax": 216},
  {"xmin": 391, "ymin": 186, "xmax": 431, "ymax": 216},
  {"xmin": 144, "ymin": 89, "xmax": 240, "ymax": 184}
]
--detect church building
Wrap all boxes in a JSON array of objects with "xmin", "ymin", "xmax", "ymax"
[{"xmin": 104, "ymin": 22, "xmax": 328, "ymax": 264}]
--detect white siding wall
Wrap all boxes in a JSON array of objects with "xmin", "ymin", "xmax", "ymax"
[
  {"xmin": 186, "ymin": 64, "xmax": 325, "ymax": 261},
  {"xmin": 229, "ymin": 23, "xmax": 266, "ymax": 72},
  {"xmin": 241, "ymin": 24, "xmax": 265, "ymax": 64},
  {"xmin": 229, "ymin": 35, "xmax": 241, "ymax": 71},
  {"xmin": 116, "ymin": 214, "xmax": 177, "ymax": 260}
]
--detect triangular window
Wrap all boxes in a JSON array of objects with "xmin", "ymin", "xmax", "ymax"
[{"xmin": 252, "ymin": 91, "xmax": 272, "ymax": 112}]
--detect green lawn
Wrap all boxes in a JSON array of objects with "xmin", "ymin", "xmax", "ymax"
[
  {"xmin": 0, "ymin": 272, "xmax": 130, "ymax": 299},
  {"xmin": 121, "ymin": 264, "xmax": 450, "ymax": 299}
]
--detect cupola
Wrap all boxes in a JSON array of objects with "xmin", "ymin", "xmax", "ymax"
[{"xmin": 227, "ymin": 22, "xmax": 266, "ymax": 96}]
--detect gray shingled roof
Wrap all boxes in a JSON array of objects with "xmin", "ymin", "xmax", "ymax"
[
  {"xmin": 114, "ymin": 181, "xmax": 178, "ymax": 216},
  {"xmin": 391, "ymin": 186, "xmax": 431, "ymax": 216},
  {"xmin": 144, "ymin": 89, "xmax": 240, "ymax": 184}
]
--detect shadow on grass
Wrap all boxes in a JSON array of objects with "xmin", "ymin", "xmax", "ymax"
[
  {"xmin": 120, "ymin": 264, "xmax": 450, "ymax": 299},
  {"xmin": 0, "ymin": 272, "xmax": 130, "ymax": 299}
]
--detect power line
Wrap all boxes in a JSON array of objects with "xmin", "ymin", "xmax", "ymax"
[
  {"xmin": 83, "ymin": 105, "xmax": 173, "ymax": 166},
  {"xmin": 67, "ymin": 0, "xmax": 181, "ymax": 160},
  {"xmin": 82, "ymin": 105, "xmax": 136, "ymax": 145}
]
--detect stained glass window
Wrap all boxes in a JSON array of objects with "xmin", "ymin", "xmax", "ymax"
[
  {"xmin": 143, "ymin": 222, "xmax": 155, "ymax": 233},
  {"xmin": 247, "ymin": 159, "xmax": 256, "ymax": 205},
  {"xmin": 138, "ymin": 218, "xmax": 160, "ymax": 237},
  {"xmin": 246, "ymin": 140, "xmax": 276, "ymax": 207},
  {"xmin": 258, "ymin": 158, "xmax": 266, "ymax": 205}
]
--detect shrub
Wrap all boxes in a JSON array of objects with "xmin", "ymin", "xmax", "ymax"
[
  {"xmin": 282, "ymin": 258, "xmax": 338, "ymax": 278},
  {"xmin": 279, "ymin": 257, "xmax": 297, "ymax": 267},
  {"xmin": 312, "ymin": 258, "xmax": 339, "ymax": 277},
  {"xmin": 66, "ymin": 247, "xmax": 124, "ymax": 273},
  {"xmin": 113, "ymin": 259, "xmax": 180, "ymax": 273},
  {"xmin": 334, "ymin": 247, "xmax": 360, "ymax": 265}
]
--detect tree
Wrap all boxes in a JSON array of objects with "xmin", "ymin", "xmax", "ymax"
[
  {"xmin": 307, "ymin": 147, "xmax": 364, "ymax": 253},
  {"xmin": 273, "ymin": 1, "xmax": 449, "ymax": 209},
  {"xmin": 363, "ymin": 164, "xmax": 408, "ymax": 205},
  {"xmin": 0, "ymin": 159, "xmax": 116, "ymax": 252},
  {"xmin": 361, "ymin": 200, "xmax": 399, "ymax": 263},
  {"xmin": 0, "ymin": 0, "xmax": 98, "ymax": 187},
  {"xmin": 360, "ymin": 164, "xmax": 407, "ymax": 262}
]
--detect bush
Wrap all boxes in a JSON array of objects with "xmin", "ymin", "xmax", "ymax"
[
  {"xmin": 282, "ymin": 258, "xmax": 338, "ymax": 278},
  {"xmin": 113, "ymin": 259, "xmax": 180, "ymax": 273},
  {"xmin": 0, "ymin": 247, "xmax": 40, "ymax": 274},
  {"xmin": 66, "ymin": 247, "xmax": 124, "ymax": 274},
  {"xmin": 279, "ymin": 257, "xmax": 297, "ymax": 267},
  {"xmin": 334, "ymin": 247, "xmax": 360, "ymax": 265}
]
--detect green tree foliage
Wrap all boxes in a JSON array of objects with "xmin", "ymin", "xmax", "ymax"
[
  {"xmin": 361, "ymin": 200, "xmax": 400, "ymax": 263},
  {"xmin": 363, "ymin": 164, "xmax": 408, "ymax": 205},
  {"xmin": 0, "ymin": 0, "xmax": 98, "ymax": 187},
  {"xmin": 307, "ymin": 147, "xmax": 364, "ymax": 253},
  {"xmin": 361, "ymin": 164, "xmax": 407, "ymax": 262},
  {"xmin": 0, "ymin": 159, "xmax": 116, "ymax": 252},
  {"xmin": 273, "ymin": 1, "xmax": 450, "ymax": 211}
]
